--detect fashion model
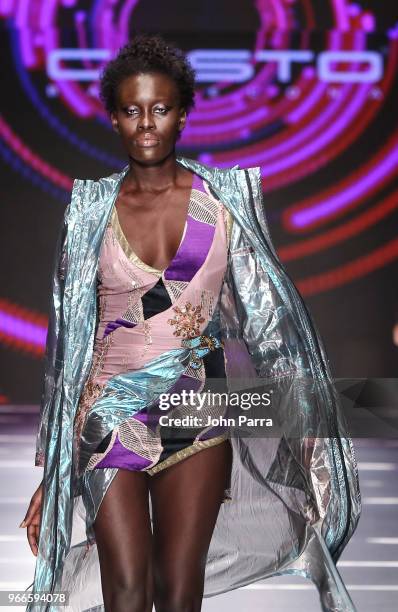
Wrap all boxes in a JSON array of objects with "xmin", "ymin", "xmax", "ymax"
[{"xmin": 21, "ymin": 34, "xmax": 361, "ymax": 612}]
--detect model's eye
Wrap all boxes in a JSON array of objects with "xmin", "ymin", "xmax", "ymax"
[
  {"xmin": 126, "ymin": 108, "xmax": 139, "ymax": 116},
  {"xmin": 154, "ymin": 107, "xmax": 168, "ymax": 114}
]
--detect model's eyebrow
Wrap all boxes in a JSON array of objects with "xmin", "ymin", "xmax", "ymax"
[
  {"xmin": 122, "ymin": 100, "xmax": 174, "ymax": 108},
  {"xmin": 121, "ymin": 99, "xmax": 174, "ymax": 106}
]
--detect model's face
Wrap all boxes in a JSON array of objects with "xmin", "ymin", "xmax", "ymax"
[{"xmin": 110, "ymin": 72, "xmax": 187, "ymax": 165}]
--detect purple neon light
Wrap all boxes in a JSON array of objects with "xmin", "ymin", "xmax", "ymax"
[
  {"xmin": 206, "ymin": 71, "xmax": 368, "ymax": 167},
  {"xmin": 118, "ymin": 0, "xmax": 140, "ymax": 46},
  {"xmin": 269, "ymin": 0, "xmax": 289, "ymax": 28},
  {"xmin": 9, "ymin": 0, "xmax": 319, "ymax": 136},
  {"xmin": 188, "ymin": 99, "xmax": 248, "ymax": 121},
  {"xmin": 291, "ymin": 142, "xmax": 398, "ymax": 227},
  {"xmin": 233, "ymin": 84, "xmax": 370, "ymax": 170},
  {"xmin": 16, "ymin": 3, "xmax": 37, "ymax": 68},
  {"xmin": 249, "ymin": 87, "xmax": 347, "ymax": 163},
  {"xmin": 208, "ymin": 30, "xmax": 374, "ymax": 172},
  {"xmin": 187, "ymin": 32, "xmax": 336, "ymax": 132},
  {"xmin": 348, "ymin": 4, "xmax": 361, "ymax": 18},
  {"xmin": 44, "ymin": 32, "xmax": 98, "ymax": 117},
  {"xmin": 0, "ymin": 115, "xmax": 72, "ymax": 189},
  {"xmin": 186, "ymin": 28, "xmax": 349, "ymax": 146},
  {"xmin": 2, "ymin": 0, "xmax": 384, "ymax": 220},
  {"xmin": 361, "ymin": 13, "xmax": 375, "ymax": 32},
  {"xmin": 287, "ymin": 83, "xmax": 328, "ymax": 123},
  {"xmin": 0, "ymin": 311, "xmax": 47, "ymax": 347},
  {"xmin": 183, "ymin": 71, "xmax": 315, "ymax": 143},
  {"xmin": 0, "ymin": 0, "xmax": 13, "ymax": 16},
  {"xmin": 185, "ymin": 107, "xmax": 269, "ymax": 136},
  {"xmin": 39, "ymin": 1, "xmax": 55, "ymax": 29},
  {"xmin": 333, "ymin": 0, "xmax": 350, "ymax": 30},
  {"xmin": 109, "ymin": 0, "xmax": 292, "ymax": 126}
]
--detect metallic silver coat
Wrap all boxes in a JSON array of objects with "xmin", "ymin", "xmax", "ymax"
[{"xmin": 27, "ymin": 157, "xmax": 361, "ymax": 611}]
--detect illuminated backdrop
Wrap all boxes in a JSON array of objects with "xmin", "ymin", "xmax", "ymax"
[{"xmin": 0, "ymin": 1, "xmax": 397, "ymax": 402}]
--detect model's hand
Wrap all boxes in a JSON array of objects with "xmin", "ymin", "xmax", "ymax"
[{"xmin": 20, "ymin": 481, "xmax": 43, "ymax": 556}]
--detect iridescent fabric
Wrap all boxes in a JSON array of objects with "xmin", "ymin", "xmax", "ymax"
[{"xmin": 27, "ymin": 157, "xmax": 361, "ymax": 612}]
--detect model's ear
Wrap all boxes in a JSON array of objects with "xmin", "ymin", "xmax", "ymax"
[
  {"xmin": 178, "ymin": 109, "xmax": 187, "ymax": 132},
  {"xmin": 111, "ymin": 112, "xmax": 119, "ymax": 134}
]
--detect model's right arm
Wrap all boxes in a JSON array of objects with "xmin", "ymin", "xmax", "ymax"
[{"xmin": 34, "ymin": 201, "xmax": 70, "ymax": 467}]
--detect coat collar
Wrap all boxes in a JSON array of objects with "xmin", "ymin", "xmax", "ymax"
[
  {"xmin": 88, "ymin": 156, "xmax": 262, "ymax": 239},
  {"xmin": 92, "ymin": 155, "xmax": 261, "ymax": 203}
]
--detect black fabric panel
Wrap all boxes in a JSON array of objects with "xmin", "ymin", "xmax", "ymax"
[
  {"xmin": 157, "ymin": 432, "xmax": 199, "ymax": 462},
  {"xmin": 95, "ymin": 431, "xmax": 112, "ymax": 453},
  {"xmin": 203, "ymin": 346, "xmax": 227, "ymax": 379},
  {"xmin": 142, "ymin": 277, "xmax": 172, "ymax": 319}
]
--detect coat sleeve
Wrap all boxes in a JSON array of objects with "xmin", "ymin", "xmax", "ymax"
[{"xmin": 34, "ymin": 201, "xmax": 71, "ymax": 467}]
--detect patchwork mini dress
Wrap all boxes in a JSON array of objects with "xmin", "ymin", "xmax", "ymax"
[{"xmin": 73, "ymin": 171, "xmax": 233, "ymax": 502}]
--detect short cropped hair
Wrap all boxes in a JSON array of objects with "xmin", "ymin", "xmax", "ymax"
[{"xmin": 99, "ymin": 33, "xmax": 196, "ymax": 116}]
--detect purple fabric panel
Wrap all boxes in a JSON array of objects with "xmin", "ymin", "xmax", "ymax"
[
  {"xmin": 164, "ymin": 216, "xmax": 215, "ymax": 282},
  {"xmin": 95, "ymin": 430, "xmax": 153, "ymax": 470},
  {"xmin": 103, "ymin": 318, "xmax": 137, "ymax": 338},
  {"xmin": 94, "ymin": 374, "xmax": 203, "ymax": 470}
]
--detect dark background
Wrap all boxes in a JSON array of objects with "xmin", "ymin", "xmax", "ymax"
[{"xmin": 0, "ymin": 0, "xmax": 397, "ymax": 403}]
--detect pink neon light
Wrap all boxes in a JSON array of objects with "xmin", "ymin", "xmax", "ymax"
[
  {"xmin": 207, "ymin": 31, "xmax": 388, "ymax": 189},
  {"xmin": 261, "ymin": 86, "xmax": 370, "ymax": 174},
  {"xmin": 279, "ymin": 189, "xmax": 398, "ymax": 261},
  {"xmin": 0, "ymin": 299, "xmax": 47, "ymax": 356},
  {"xmin": 297, "ymin": 237, "xmax": 398, "ymax": 297},
  {"xmin": 288, "ymin": 136, "xmax": 398, "ymax": 229},
  {"xmin": 0, "ymin": 115, "xmax": 73, "ymax": 190}
]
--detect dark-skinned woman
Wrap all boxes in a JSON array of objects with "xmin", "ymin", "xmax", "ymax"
[{"xmin": 21, "ymin": 33, "xmax": 361, "ymax": 612}]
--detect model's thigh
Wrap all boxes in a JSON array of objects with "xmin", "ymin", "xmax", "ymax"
[
  {"xmin": 93, "ymin": 468, "xmax": 153, "ymax": 611},
  {"xmin": 149, "ymin": 440, "xmax": 232, "ymax": 610}
]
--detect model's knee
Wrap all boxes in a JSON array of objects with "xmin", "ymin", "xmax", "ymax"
[
  {"xmin": 104, "ymin": 584, "xmax": 152, "ymax": 612},
  {"xmin": 103, "ymin": 569, "xmax": 153, "ymax": 612},
  {"xmin": 154, "ymin": 583, "xmax": 203, "ymax": 612}
]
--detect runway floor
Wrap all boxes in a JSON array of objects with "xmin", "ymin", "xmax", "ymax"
[{"xmin": 0, "ymin": 405, "xmax": 397, "ymax": 611}]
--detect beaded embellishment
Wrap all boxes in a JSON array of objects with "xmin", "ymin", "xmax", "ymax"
[
  {"xmin": 167, "ymin": 302, "xmax": 205, "ymax": 338},
  {"xmin": 180, "ymin": 333, "xmax": 223, "ymax": 369}
]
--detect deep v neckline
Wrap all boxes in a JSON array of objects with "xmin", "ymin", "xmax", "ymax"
[{"xmin": 112, "ymin": 170, "xmax": 195, "ymax": 276}]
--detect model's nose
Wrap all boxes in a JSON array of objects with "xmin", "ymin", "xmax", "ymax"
[{"xmin": 138, "ymin": 109, "xmax": 155, "ymax": 131}]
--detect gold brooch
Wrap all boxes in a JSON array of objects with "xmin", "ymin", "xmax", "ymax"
[{"xmin": 167, "ymin": 302, "xmax": 205, "ymax": 338}]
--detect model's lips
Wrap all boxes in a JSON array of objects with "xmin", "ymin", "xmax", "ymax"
[{"xmin": 135, "ymin": 136, "xmax": 160, "ymax": 147}]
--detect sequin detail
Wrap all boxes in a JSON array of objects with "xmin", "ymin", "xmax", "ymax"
[{"xmin": 167, "ymin": 302, "xmax": 205, "ymax": 338}]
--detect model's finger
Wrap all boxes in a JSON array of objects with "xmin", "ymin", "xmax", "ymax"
[
  {"xmin": 20, "ymin": 504, "xmax": 36, "ymax": 527},
  {"xmin": 27, "ymin": 525, "xmax": 38, "ymax": 556},
  {"xmin": 20, "ymin": 494, "xmax": 42, "ymax": 527}
]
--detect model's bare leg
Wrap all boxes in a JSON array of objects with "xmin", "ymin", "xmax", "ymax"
[
  {"xmin": 93, "ymin": 469, "xmax": 153, "ymax": 612},
  {"xmin": 150, "ymin": 439, "xmax": 233, "ymax": 612}
]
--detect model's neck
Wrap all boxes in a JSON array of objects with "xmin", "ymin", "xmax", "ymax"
[{"xmin": 124, "ymin": 151, "xmax": 182, "ymax": 192}]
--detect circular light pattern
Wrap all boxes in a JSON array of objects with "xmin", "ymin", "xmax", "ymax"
[{"xmin": 0, "ymin": 1, "xmax": 397, "ymax": 362}]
